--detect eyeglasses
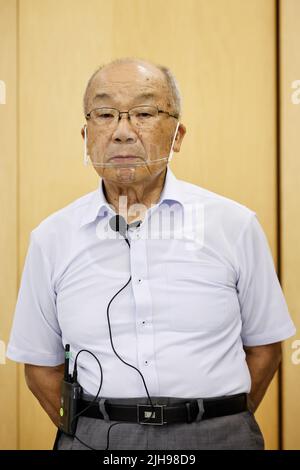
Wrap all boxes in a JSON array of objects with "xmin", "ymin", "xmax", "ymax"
[{"xmin": 85, "ymin": 105, "xmax": 178, "ymax": 129}]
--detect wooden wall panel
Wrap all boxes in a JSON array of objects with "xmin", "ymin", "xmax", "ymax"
[
  {"xmin": 16, "ymin": 0, "xmax": 278, "ymax": 449},
  {"xmin": 0, "ymin": 0, "xmax": 18, "ymax": 450},
  {"xmin": 280, "ymin": 0, "xmax": 300, "ymax": 450}
]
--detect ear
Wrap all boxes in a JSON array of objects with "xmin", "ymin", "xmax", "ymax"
[
  {"xmin": 81, "ymin": 125, "xmax": 87, "ymax": 140},
  {"xmin": 173, "ymin": 123, "xmax": 186, "ymax": 153}
]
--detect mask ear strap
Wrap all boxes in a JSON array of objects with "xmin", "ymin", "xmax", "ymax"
[
  {"xmin": 83, "ymin": 124, "xmax": 89, "ymax": 166},
  {"xmin": 168, "ymin": 121, "xmax": 180, "ymax": 163}
]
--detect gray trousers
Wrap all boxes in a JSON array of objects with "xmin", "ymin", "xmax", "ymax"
[{"xmin": 57, "ymin": 396, "xmax": 265, "ymax": 450}]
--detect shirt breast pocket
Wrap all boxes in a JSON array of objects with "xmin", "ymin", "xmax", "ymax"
[{"xmin": 165, "ymin": 262, "xmax": 232, "ymax": 332}]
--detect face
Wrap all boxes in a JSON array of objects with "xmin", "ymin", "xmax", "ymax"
[{"xmin": 81, "ymin": 62, "xmax": 186, "ymax": 185}]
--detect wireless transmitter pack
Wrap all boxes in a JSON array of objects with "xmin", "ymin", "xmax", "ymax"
[{"xmin": 59, "ymin": 344, "xmax": 82, "ymax": 436}]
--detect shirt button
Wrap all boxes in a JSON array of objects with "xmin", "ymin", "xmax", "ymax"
[
  {"xmin": 144, "ymin": 360, "xmax": 149, "ymax": 365},
  {"xmin": 142, "ymin": 320, "xmax": 146, "ymax": 325}
]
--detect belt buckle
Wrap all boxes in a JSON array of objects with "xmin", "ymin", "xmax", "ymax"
[{"xmin": 137, "ymin": 404, "xmax": 166, "ymax": 425}]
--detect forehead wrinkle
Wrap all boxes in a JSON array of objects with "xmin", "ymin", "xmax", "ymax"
[
  {"xmin": 92, "ymin": 77, "xmax": 166, "ymax": 93},
  {"xmin": 90, "ymin": 88, "xmax": 167, "ymax": 109},
  {"xmin": 93, "ymin": 91, "xmax": 157, "ymax": 101},
  {"xmin": 90, "ymin": 72, "xmax": 169, "ymax": 97}
]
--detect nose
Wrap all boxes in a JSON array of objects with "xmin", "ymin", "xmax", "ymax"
[{"xmin": 112, "ymin": 113, "xmax": 137, "ymax": 144}]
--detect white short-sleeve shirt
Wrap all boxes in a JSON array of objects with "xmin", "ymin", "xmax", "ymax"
[{"xmin": 7, "ymin": 166, "xmax": 296, "ymax": 398}]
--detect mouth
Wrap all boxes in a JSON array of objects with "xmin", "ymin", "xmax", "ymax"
[{"xmin": 110, "ymin": 155, "xmax": 142, "ymax": 163}]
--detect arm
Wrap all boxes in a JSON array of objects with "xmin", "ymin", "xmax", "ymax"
[
  {"xmin": 244, "ymin": 341, "xmax": 282, "ymax": 413},
  {"xmin": 24, "ymin": 363, "xmax": 64, "ymax": 427}
]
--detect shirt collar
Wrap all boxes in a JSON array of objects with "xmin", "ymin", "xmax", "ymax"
[{"xmin": 79, "ymin": 165, "xmax": 184, "ymax": 228}]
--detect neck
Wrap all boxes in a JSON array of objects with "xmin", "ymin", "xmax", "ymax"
[{"xmin": 102, "ymin": 167, "xmax": 167, "ymax": 223}]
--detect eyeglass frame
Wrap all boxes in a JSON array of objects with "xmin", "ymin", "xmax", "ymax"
[{"xmin": 85, "ymin": 105, "xmax": 179, "ymax": 126}]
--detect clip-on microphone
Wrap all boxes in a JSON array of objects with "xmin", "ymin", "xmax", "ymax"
[{"xmin": 109, "ymin": 214, "xmax": 142, "ymax": 247}]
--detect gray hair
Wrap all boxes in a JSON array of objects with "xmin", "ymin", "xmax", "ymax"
[{"xmin": 83, "ymin": 58, "xmax": 182, "ymax": 119}]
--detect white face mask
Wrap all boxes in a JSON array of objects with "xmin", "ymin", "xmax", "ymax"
[{"xmin": 83, "ymin": 120, "xmax": 180, "ymax": 168}]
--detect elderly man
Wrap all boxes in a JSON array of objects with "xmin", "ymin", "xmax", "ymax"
[{"xmin": 7, "ymin": 58, "xmax": 296, "ymax": 450}]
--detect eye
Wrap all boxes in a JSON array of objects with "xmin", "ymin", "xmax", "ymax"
[
  {"xmin": 93, "ymin": 109, "xmax": 115, "ymax": 120},
  {"xmin": 136, "ymin": 112, "xmax": 152, "ymax": 118},
  {"xmin": 99, "ymin": 113, "xmax": 114, "ymax": 119}
]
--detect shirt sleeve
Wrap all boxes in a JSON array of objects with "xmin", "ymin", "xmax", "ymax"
[
  {"xmin": 6, "ymin": 231, "xmax": 65, "ymax": 366},
  {"xmin": 235, "ymin": 213, "xmax": 296, "ymax": 346}
]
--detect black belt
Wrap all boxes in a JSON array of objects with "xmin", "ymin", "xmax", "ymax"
[{"xmin": 77, "ymin": 393, "xmax": 248, "ymax": 425}]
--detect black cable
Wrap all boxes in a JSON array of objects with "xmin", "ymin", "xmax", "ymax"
[
  {"xmin": 68, "ymin": 234, "xmax": 155, "ymax": 451},
  {"xmin": 70, "ymin": 349, "xmax": 103, "ymax": 450},
  {"xmin": 104, "ymin": 258, "xmax": 155, "ymax": 449}
]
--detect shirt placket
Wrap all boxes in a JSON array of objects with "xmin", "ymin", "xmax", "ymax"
[{"xmin": 128, "ymin": 223, "xmax": 160, "ymax": 396}]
